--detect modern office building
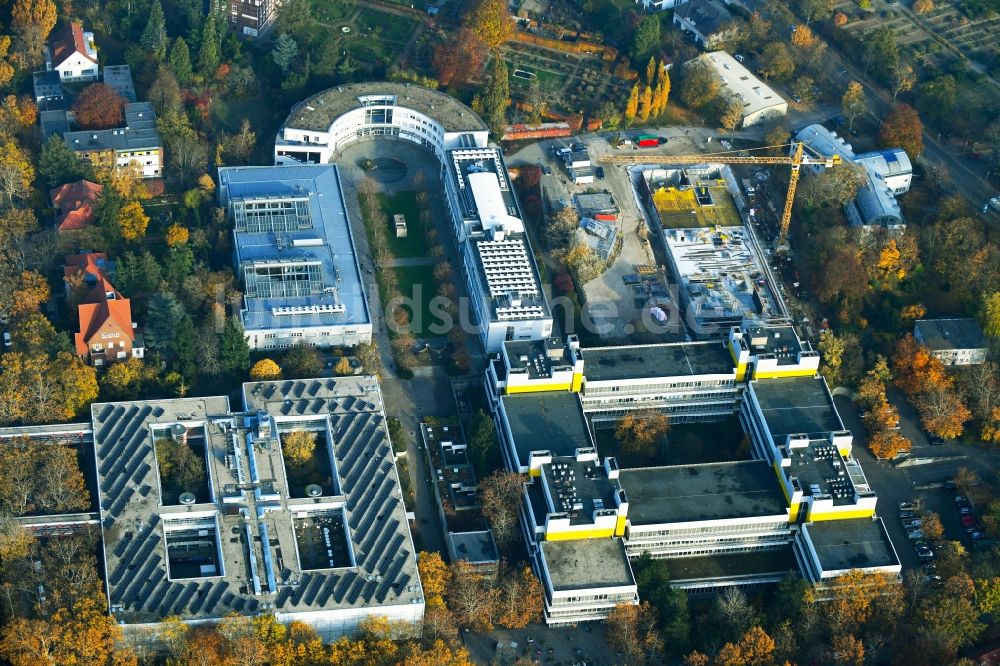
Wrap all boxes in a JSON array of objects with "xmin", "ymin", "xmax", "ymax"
[
  {"xmin": 90, "ymin": 377, "xmax": 422, "ymax": 640},
  {"xmin": 273, "ymin": 82, "xmax": 489, "ymax": 167},
  {"xmin": 794, "ymin": 518, "xmax": 901, "ymax": 583},
  {"xmin": 689, "ymin": 52, "xmax": 787, "ymax": 128},
  {"xmin": 218, "ymin": 165, "xmax": 372, "ymax": 350},
  {"xmin": 914, "ymin": 318, "xmax": 989, "ymax": 366},
  {"xmin": 538, "ymin": 538, "xmax": 638, "ymax": 625},
  {"xmin": 444, "ymin": 146, "xmax": 553, "ymax": 352}
]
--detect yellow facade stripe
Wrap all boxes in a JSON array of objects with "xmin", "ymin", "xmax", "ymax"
[
  {"xmin": 529, "ymin": 468, "xmax": 542, "ymax": 477},
  {"xmin": 506, "ymin": 382, "xmax": 572, "ymax": 394},
  {"xmin": 753, "ymin": 367, "xmax": 816, "ymax": 379},
  {"xmin": 545, "ymin": 528, "xmax": 615, "ymax": 541},
  {"xmin": 736, "ymin": 363, "xmax": 747, "ymax": 382},
  {"xmin": 808, "ymin": 508, "xmax": 876, "ymax": 521},
  {"xmin": 614, "ymin": 515, "xmax": 627, "ymax": 537},
  {"xmin": 571, "ymin": 371, "xmax": 583, "ymax": 393},
  {"xmin": 838, "ymin": 448, "xmax": 851, "ymax": 457},
  {"xmin": 773, "ymin": 462, "xmax": 790, "ymax": 502},
  {"xmin": 788, "ymin": 503, "xmax": 799, "ymax": 522}
]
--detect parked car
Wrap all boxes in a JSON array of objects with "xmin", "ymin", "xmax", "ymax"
[
  {"xmin": 1, "ymin": 330, "xmax": 9, "ymax": 348},
  {"xmin": 791, "ymin": 94, "xmax": 803, "ymax": 103},
  {"xmin": 904, "ymin": 519, "xmax": 923, "ymax": 530},
  {"xmin": 908, "ymin": 530, "xmax": 924, "ymax": 540},
  {"xmin": 916, "ymin": 546, "xmax": 934, "ymax": 559},
  {"xmin": 595, "ymin": 166, "xmax": 605, "ymax": 180},
  {"xmin": 961, "ymin": 515, "xmax": 977, "ymax": 527},
  {"xmin": 966, "ymin": 525, "xmax": 982, "ymax": 533},
  {"xmin": 928, "ymin": 434, "xmax": 945, "ymax": 446},
  {"xmin": 899, "ymin": 501, "xmax": 919, "ymax": 511},
  {"xmin": 954, "ymin": 495, "xmax": 969, "ymax": 504},
  {"xmin": 971, "ymin": 531, "xmax": 985, "ymax": 540},
  {"xmin": 899, "ymin": 511, "xmax": 915, "ymax": 520},
  {"xmin": 734, "ymin": 54, "xmax": 746, "ymax": 63},
  {"xmin": 959, "ymin": 507, "xmax": 973, "ymax": 515}
]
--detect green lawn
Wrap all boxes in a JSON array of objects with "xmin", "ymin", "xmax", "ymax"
[
  {"xmin": 378, "ymin": 192, "xmax": 431, "ymax": 258},
  {"xmin": 310, "ymin": 0, "xmax": 354, "ymax": 23},
  {"xmin": 393, "ymin": 264, "xmax": 443, "ymax": 338},
  {"xmin": 355, "ymin": 8, "xmax": 417, "ymax": 42}
]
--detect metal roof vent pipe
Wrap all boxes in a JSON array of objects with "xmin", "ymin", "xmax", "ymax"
[
  {"xmin": 171, "ymin": 423, "xmax": 188, "ymax": 444},
  {"xmin": 179, "ymin": 492, "xmax": 197, "ymax": 505}
]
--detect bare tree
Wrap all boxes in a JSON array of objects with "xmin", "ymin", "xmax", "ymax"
[
  {"xmin": 717, "ymin": 586, "xmax": 755, "ymax": 635},
  {"xmin": 478, "ymin": 471, "xmax": 523, "ymax": 549}
]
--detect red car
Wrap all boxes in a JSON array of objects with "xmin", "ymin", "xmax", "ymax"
[{"xmin": 961, "ymin": 515, "xmax": 977, "ymax": 527}]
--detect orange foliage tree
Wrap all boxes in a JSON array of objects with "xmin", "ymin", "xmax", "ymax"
[
  {"xmin": 607, "ymin": 602, "xmax": 663, "ymax": 665},
  {"xmin": 868, "ymin": 429, "xmax": 911, "ymax": 459},
  {"xmin": 892, "ymin": 334, "xmax": 951, "ymax": 397},
  {"xmin": 72, "ymin": 83, "xmax": 127, "ymax": 130},
  {"xmin": 714, "ymin": 626, "xmax": 776, "ymax": 666},
  {"xmin": 879, "ymin": 103, "xmax": 924, "ymax": 158},
  {"xmin": 615, "ymin": 409, "xmax": 670, "ymax": 460}
]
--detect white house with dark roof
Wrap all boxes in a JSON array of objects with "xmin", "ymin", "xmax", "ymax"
[{"xmin": 45, "ymin": 23, "xmax": 99, "ymax": 82}]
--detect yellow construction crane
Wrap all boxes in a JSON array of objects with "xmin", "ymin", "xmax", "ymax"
[{"xmin": 600, "ymin": 141, "xmax": 842, "ymax": 248}]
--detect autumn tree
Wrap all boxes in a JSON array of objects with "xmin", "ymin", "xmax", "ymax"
[
  {"xmin": 918, "ymin": 574, "xmax": 985, "ymax": 651},
  {"xmin": 0, "ymin": 141, "xmax": 35, "ymax": 208},
  {"xmin": 615, "ymin": 410, "xmax": 669, "ymax": 460},
  {"xmin": 817, "ymin": 329, "xmax": 862, "ymax": 387},
  {"xmin": 841, "ymin": 81, "xmax": 867, "ymax": 131},
  {"xmin": 916, "ymin": 389, "xmax": 971, "ymax": 439},
  {"xmin": 625, "ymin": 83, "xmax": 639, "ymax": 124},
  {"xmin": 890, "ymin": 63, "xmax": 916, "ymax": 102},
  {"xmin": 282, "ymin": 430, "xmax": 316, "ymax": 463},
  {"xmin": 448, "ymin": 559, "xmax": 497, "ymax": 631},
  {"xmin": 0, "ymin": 37, "xmax": 14, "ymax": 88},
  {"xmin": 72, "ymin": 83, "xmax": 127, "ymax": 130},
  {"xmin": 418, "ymin": 551, "xmax": 452, "ymax": 609},
  {"xmin": 868, "ymin": 429, "xmax": 911, "ymax": 459},
  {"xmin": 920, "ymin": 511, "xmax": 944, "ymax": 540},
  {"xmin": 797, "ymin": 161, "xmax": 867, "ymax": 209},
  {"xmin": 981, "ymin": 291, "xmax": 1000, "ymax": 338},
  {"xmin": 432, "ymin": 28, "xmax": 487, "ymax": 86},
  {"xmin": 825, "ymin": 569, "xmax": 903, "ymax": 637},
  {"xmin": 334, "ymin": 356, "xmax": 352, "ymax": 376},
  {"xmin": 759, "ymin": 42, "xmax": 795, "ymax": 82},
  {"xmin": 478, "ymin": 470, "xmax": 522, "ymax": 549},
  {"xmin": 463, "ymin": 0, "xmax": 513, "ymax": 50},
  {"xmin": 249, "ymin": 358, "xmax": 282, "ymax": 380},
  {"xmin": 831, "ymin": 634, "xmax": 864, "ymax": 666},
  {"xmin": 607, "ymin": 602, "xmax": 663, "ymax": 665},
  {"xmin": 892, "ymin": 334, "xmax": 951, "ymax": 397},
  {"xmin": 639, "ymin": 84, "xmax": 653, "ymax": 122},
  {"xmin": 681, "ymin": 61, "xmax": 720, "ymax": 110},
  {"xmin": 495, "ymin": 565, "xmax": 543, "ymax": 629},
  {"xmin": 879, "ymin": 103, "xmax": 923, "ymax": 158},
  {"xmin": 479, "ymin": 55, "xmax": 511, "ymax": 139},
  {"xmin": 118, "ymin": 200, "xmax": 150, "ymax": 242},
  {"xmin": 11, "ymin": 0, "xmax": 57, "ymax": 64},
  {"xmin": 0, "ymin": 352, "xmax": 98, "ymax": 425},
  {"xmin": 714, "ymin": 626, "xmax": 776, "ymax": 666}
]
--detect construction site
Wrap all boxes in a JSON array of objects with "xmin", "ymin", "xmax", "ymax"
[{"xmin": 641, "ymin": 167, "xmax": 743, "ymax": 230}]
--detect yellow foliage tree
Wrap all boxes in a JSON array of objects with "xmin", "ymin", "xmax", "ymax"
[
  {"xmin": 164, "ymin": 223, "xmax": 190, "ymax": 247},
  {"xmin": 868, "ymin": 429, "xmax": 911, "ymax": 459},
  {"xmin": 0, "ymin": 141, "xmax": 35, "ymax": 207},
  {"xmin": 118, "ymin": 200, "xmax": 150, "ymax": 241},
  {"xmin": 791, "ymin": 24, "xmax": 819, "ymax": 49},
  {"xmin": 250, "ymin": 358, "xmax": 282, "ymax": 380},
  {"xmin": 282, "ymin": 430, "xmax": 315, "ymax": 463},
  {"xmin": 893, "ymin": 334, "xmax": 952, "ymax": 397},
  {"xmin": 639, "ymin": 85, "xmax": 653, "ymax": 122},
  {"xmin": 914, "ymin": 0, "xmax": 934, "ymax": 12},
  {"xmin": 616, "ymin": 409, "xmax": 670, "ymax": 459},
  {"xmin": 876, "ymin": 239, "xmax": 904, "ymax": 280},
  {"xmin": 417, "ymin": 551, "xmax": 452, "ymax": 609},
  {"xmin": 0, "ymin": 37, "xmax": 14, "ymax": 89},
  {"xmin": 463, "ymin": 0, "xmax": 513, "ymax": 50},
  {"xmin": 900, "ymin": 303, "xmax": 926, "ymax": 321},
  {"xmin": 335, "ymin": 356, "xmax": 353, "ymax": 376},
  {"xmin": 625, "ymin": 83, "xmax": 639, "ymax": 124},
  {"xmin": 11, "ymin": 0, "xmax": 57, "ymax": 64},
  {"xmin": 403, "ymin": 640, "xmax": 473, "ymax": 666}
]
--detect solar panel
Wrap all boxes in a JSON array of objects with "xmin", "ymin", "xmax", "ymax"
[
  {"xmin": 307, "ymin": 381, "xmax": 320, "ymax": 396},
  {"xmin": 230, "ymin": 597, "xmax": 246, "ymax": 612},
  {"xmin": 346, "ymin": 576, "xmax": 364, "ymax": 604},
  {"xmin": 281, "ymin": 402, "xmax": 292, "ymax": 416},
  {"xmin": 263, "ymin": 384, "xmax": 276, "ymax": 399},
  {"xmin": 98, "ymin": 404, "xmax": 114, "ymax": 422},
  {"xmin": 152, "ymin": 406, "xmax": 164, "ymax": 417},
  {"xmin": 326, "ymin": 379, "xmax": 335, "ymax": 390},
  {"xmin": 282, "ymin": 380, "xmax": 294, "ymax": 395},
  {"xmin": 246, "ymin": 599, "xmax": 259, "ymax": 612},
  {"xmin": 132, "ymin": 462, "xmax": 151, "ymax": 484},
  {"xmin": 113, "ymin": 533, "xmax": 133, "ymax": 558},
  {"xmin": 188, "ymin": 582, "xmax": 212, "ymax": 615},
  {"xmin": 303, "ymin": 576, "xmax": 323, "ymax": 606},
  {"xmin": 293, "ymin": 382, "xmax": 305, "ymax": 397},
  {"xmin": 203, "ymin": 583, "xmax": 228, "ymax": 615},
  {"xmin": 173, "ymin": 583, "xmax": 198, "ymax": 614},
  {"xmin": 311, "ymin": 398, "xmax": 325, "ymax": 413},
  {"xmin": 296, "ymin": 399, "xmax": 308, "ymax": 414},
  {"xmin": 275, "ymin": 587, "xmax": 293, "ymax": 609},
  {"xmin": 162, "ymin": 585, "xmax": 182, "ymax": 612},
  {"xmin": 290, "ymin": 576, "xmax": 309, "ymax": 606}
]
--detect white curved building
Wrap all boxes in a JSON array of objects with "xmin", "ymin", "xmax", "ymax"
[
  {"xmin": 273, "ymin": 84, "xmax": 552, "ymax": 354},
  {"xmin": 274, "ymin": 82, "xmax": 490, "ymax": 166}
]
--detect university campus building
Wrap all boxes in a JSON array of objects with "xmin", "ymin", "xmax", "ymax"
[{"xmin": 483, "ymin": 323, "xmax": 899, "ymax": 624}]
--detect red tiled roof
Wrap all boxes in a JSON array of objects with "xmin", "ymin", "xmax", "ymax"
[
  {"xmin": 51, "ymin": 180, "xmax": 102, "ymax": 231},
  {"xmin": 49, "ymin": 23, "xmax": 97, "ymax": 67},
  {"xmin": 63, "ymin": 252, "xmax": 109, "ymax": 281},
  {"xmin": 74, "ymin": 277, "xmax": 135, "ymax": 356}
]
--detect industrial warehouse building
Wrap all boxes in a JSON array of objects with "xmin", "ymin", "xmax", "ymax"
[
  {"xmin": 689, "ymin": 51, "xmax": 788, "ymax": 128},
  {"xmin": 484, "ymin": 325, "xmax": 899, "ymax": 624},
  {"xmin": 219, "ymin": 165, "xmax": 372, "ymax": 350}
]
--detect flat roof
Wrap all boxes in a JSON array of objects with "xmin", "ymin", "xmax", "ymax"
[
  {"xmin": 751, "ymin": 376, "xmax": 844, "ymax": 438},
  {"xmin": 449, "ymin": 148, "xmax": 550, "ymax": 323},
  {"xmin": 541, "ymin": 538, "xmax": 635, "ymax": 591},
  {"xmin": 695, "ymin": 51, "xmax": 787, "ymax": 117},
  {"xmin": 504, "ymin": 338, "xmax": 573, "ymax": 381},
  {"xmin": 95, "ymin": 377, "xmax": 421, "ymax": 624},
  {"xmin": 219, "ymin": 165, "xmax": 370, "ymax": 330},
  {"xmin": 282, "ymin": 82, "xmax": 487, "ymax": 134},
  {"xmin": 742, "ymin": 325, "xmax": 808, "ymax": 366},
  {"xmin": 64, "ymin": 102, "xmax": 160, "ymax": 152},
  {"xmin": 448, "ymin": 531, "xmax": 499, "ymax": 564},
  {"xmin": 787, "ymin": 437, "xmax": 872, "ymax": 504},
  {"xmin": 664, "ymin": 226, "xmax": 784, "ymax": 330},
  {"xmin": 915, "ymin": 318, "xmax": 987, "ymax": 351},
  {"xmin": 582, "ymin": 341, "xmax": 734, "ymax": 382},
  {"xmin": 805, "ymin": 518, "xmax": 899, "ymax": 572},
  {"xmin": 540, "ymin": 457, "xmax": 621, "ymax": 526},
  {"xmin": 619, "ymin": 460, "xmax": 788, "ymax": 524},
  {"xmin": 664, "ymin": 545, "xmax": 795, "ymax": 581},
  {"xmin": 501, "ymin": 393, "xmax": 592, "ymax": 463},
  {"xmin": 102, "ymin": 64, "xmax": 136, "ymax": 102}
]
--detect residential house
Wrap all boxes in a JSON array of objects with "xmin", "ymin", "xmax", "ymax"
[
  {"xmin": 914, "ymin": 319, "xmax": 989, "ymax": 366},
  {"xmin": 73, "ymin": 277, "xmax": 143, "ymax": 366},
  {"xmin": 51, "ymin": 180, "xmax": 103, "ymax": 231},
  {"xmin": 64, "ymin": 252, "xmax": 112, "ymax": 298},
  {"xmin": 673, "ymin": 0, "xmax": 738, "ymax": 49},
  {"xmin": 227, "ymin": 0, "xmax": 278, "ymax": 37},
  {"xmin": 63, "ymin": 102, "xmax": 163, "ymax": 178},
  {"xmin": 636, "ymin": 0, "xmax": 689, "ymax": 12},
  {"xmin": 44, "ymin": 22, "xmax": 99, "ymax": 82}
]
